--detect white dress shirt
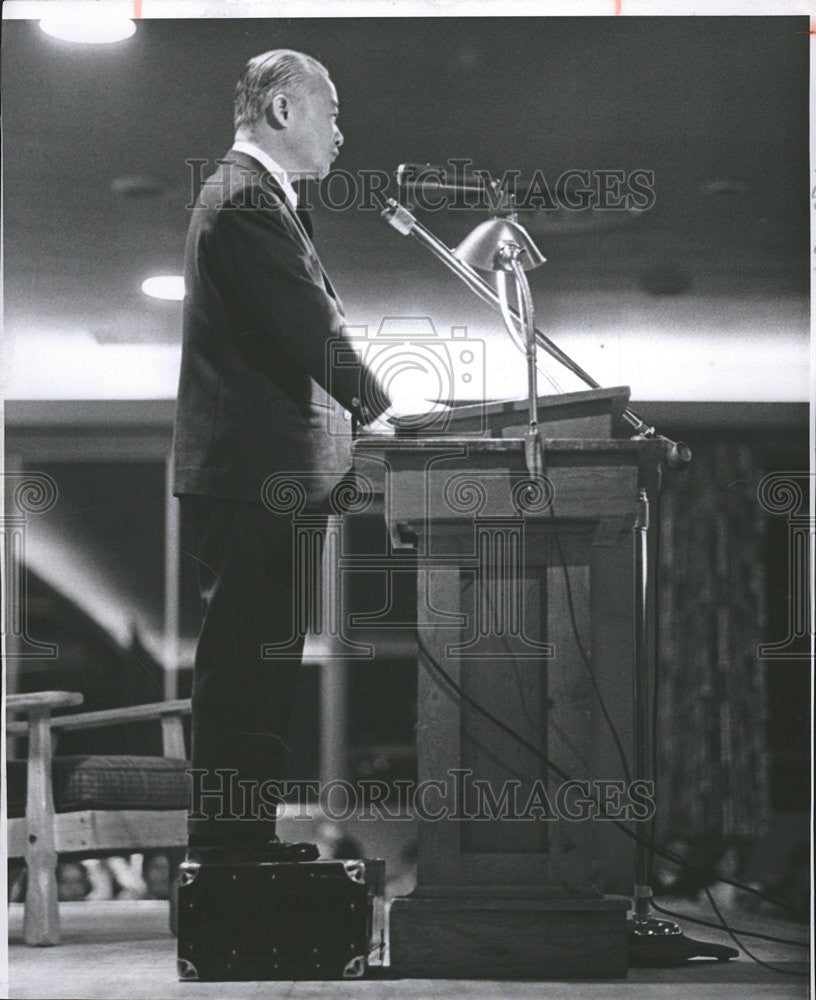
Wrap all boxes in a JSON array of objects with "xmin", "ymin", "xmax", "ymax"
[{"xmin": 230, "ymin": 140, "xmax": 298, "ymax": 211}]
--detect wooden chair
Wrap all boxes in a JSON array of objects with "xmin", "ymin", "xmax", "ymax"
[{"xmin": 5, "ymin": 691, "xmax": 191, "ymax": 945}]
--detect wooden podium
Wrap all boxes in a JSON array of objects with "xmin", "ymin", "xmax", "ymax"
[{"xmin": 351, "ymin": 388, "xmax": 665, "ymax": 979}]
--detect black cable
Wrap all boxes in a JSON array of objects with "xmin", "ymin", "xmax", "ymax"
[
  {"xmin": 701, "ymin": 887, "xmax": 808, "ymax": 976},
  {"xmin": 651, "ymin": 899, "xmax": 810, "ymax": 950},
  {"xmin": 465, "ymin": 513, "xmax": 625, "ymax": 776},
  {"xmin": 417, "ymin": 629, "xmax": 567, "ymax": 782},
  {"xmin": 539, "ymin": 499, "xmax": 801, "ymax": 923},
  {"xmin": 414, "ymin": 627, "xmax": 804, "ymax": 919},
  {"xmin": 546, "ymin": 505, "xmax": 632, "ymax": 784},
  {"xmin": 547, "ymin": 481, "xmax": 805, "ymax": 960},
  {"xmin": 415, "ymin": 627, "xmax": 810, "ymax": 967}
]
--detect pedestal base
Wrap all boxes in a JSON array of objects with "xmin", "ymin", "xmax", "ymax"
[{"xmin": 389, "ymin": 893, "xmax": 630, "ymax": 979}]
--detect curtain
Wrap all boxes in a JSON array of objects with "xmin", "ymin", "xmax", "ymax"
[{"xmin": 656, "ymin": 438, "xmax": 771, "ymax": 843}]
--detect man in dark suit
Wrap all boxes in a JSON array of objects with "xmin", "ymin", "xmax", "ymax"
[{"xmin": 173, "ymin": 49, "xmax": 392, "ymax": 862}]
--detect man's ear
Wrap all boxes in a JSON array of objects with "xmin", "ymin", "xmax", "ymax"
[{"xmin": 265, "ymin": 94, "xmax": 290, "ymax": 130}]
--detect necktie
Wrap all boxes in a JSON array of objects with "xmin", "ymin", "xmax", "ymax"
[{"xmin": 287, "ymin": 201, "xmax": 342, "ymax": 310}]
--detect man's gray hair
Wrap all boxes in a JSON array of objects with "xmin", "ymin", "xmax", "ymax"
[{"xmin": 234, "ymin": 49, "xmax": 329, "ymax": 131}]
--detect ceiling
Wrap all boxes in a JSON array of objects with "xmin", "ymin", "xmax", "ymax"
[{"xmin": 1, "ymin": 14, "xmax": 811, "ymax": 402}]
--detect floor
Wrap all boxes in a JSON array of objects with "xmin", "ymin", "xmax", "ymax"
[{"xmin": 6, "ymin": 899, "xmax": 810, "ymax": 1000}]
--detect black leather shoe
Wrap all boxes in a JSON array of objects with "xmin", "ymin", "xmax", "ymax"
[{"xmin": 186, "ymin": 835, "xmax": 319, "ymax": 865}]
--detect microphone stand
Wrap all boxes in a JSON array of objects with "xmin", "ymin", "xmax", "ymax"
[{"xmin": 628, "ymin": 489, "xmax": 737, "ymax": 966}]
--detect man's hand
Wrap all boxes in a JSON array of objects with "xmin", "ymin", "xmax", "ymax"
[
  {"xmin": 358, "ymin": 409, "xmax": 398, "ymax": 436},
  {"xmin": 358, "ymin": 399, "xmax": 454, "ymax": 436}
]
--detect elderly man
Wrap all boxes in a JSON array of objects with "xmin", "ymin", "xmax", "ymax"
[{"xmin": 173, "ymin": 49, "xmax": 392, "ymax": 863}]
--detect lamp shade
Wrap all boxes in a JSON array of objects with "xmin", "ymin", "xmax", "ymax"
[{"xmin": 454, "ymin": 219, "xmax": 546, "ymax": 272}]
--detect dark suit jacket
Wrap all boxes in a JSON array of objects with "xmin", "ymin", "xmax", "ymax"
[{"xmin": 173, "ymin": 149, "xmax": 389, "ymax": 504}]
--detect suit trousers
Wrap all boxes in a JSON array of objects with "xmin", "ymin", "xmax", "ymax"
[{"xmin": 180, "ymin": 494, "xmax": 328, "ymax": 846}]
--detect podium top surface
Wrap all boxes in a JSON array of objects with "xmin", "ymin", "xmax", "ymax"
[
  {"xmin": 354, "ymin": 435, "xmax": 664, "ymax": 458},
  {"xmin": 389, "ymin": 386, "xmax": 631, "ymax": 440}
]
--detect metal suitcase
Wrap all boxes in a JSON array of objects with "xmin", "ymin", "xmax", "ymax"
[{"xmin": 176, "ymin": 858, "xmax": 386, "ymax": 981}]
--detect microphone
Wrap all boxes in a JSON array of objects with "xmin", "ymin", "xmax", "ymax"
[
  {"xmin": 396, "ymin": 163, "xmax": 501, "ymax": 208},
  {"xmin": 655, "ymin": 435, "xmax": 693, "ymax": 470}
]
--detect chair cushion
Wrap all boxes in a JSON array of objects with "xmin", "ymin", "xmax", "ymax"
[{"xmin": 6, "ymin": 756, "xmax": 189, "ymax": 818}]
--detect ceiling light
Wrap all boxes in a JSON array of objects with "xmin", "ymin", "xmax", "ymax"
[
  {"xmin": 39, "ymin": 10, "xmax": 136, "ymax": 44},
  {"xmin": 701, "ymin": 179, "xmax": 750, "ymax": 197},
  {"xmin": 141, "ymin": 276, "xmax": 185, "ymax": 301}
]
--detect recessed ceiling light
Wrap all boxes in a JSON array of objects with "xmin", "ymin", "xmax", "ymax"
[
  {"xmin": 701, "ymin": 179, "xmax": 750, "ymax": 197},
  {"xmin": 39, "ymin": 10, "xmax": 136, "ymax": 44},
  {"xmin": 142, "ymin": 276, "xmax": 185, "ymax": 301}
]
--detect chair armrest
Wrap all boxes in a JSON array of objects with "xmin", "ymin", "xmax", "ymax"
[
  {"xmin": 5, "ymin": 698, "xmax": 191, "ymax": 740},
  {"xmin": 5, "ymin": 692, "xmax": 84, "ymax": 736},
  {"xmin": 47, "ymin": 699, "xmax": 191, "ymax": 732},
  {"xmin": 53, "ymin": 699, "xmax": 192, "ymax": 759},
  {"xmin": 6, "ymin": 691, "xmax": 84, "ymax": 713}
]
